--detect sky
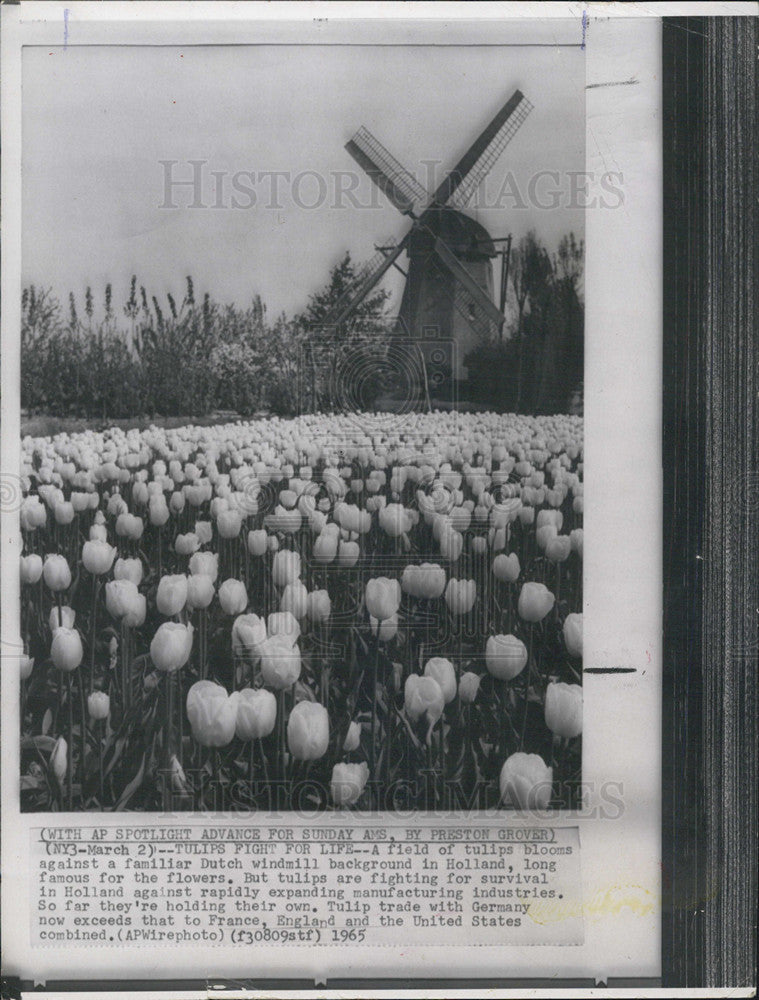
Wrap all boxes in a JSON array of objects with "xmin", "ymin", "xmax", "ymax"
[{"xmin": 22, "ymin": 33, "xmax": 585, "ymax": 321}]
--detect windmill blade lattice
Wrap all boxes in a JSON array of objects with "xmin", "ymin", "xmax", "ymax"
[
  {"xmin": 319, "ymin": 237, "xmax": 406, "ymax": 329},
  {"xmin": 432, "ymin": 235, "xmax": 505, "ymax": 338},
  {"xmin": 445, "ymin": 95, "xmax": 534, "ymax": 211},
  {"xmin": 346, "ymin": 127, "xmax": 430, "ymax": 217}
]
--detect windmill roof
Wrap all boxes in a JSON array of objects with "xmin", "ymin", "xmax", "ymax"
[{"xmin": 429, "ymin": 207, "xmax": 496, "ymax": 259}]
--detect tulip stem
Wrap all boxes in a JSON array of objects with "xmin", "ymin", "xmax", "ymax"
[
  {"xmin": 214, "ymin": 750, "xmax": 223, "ymax": 811},
  {"xmin": 66, "ymin": 674, "xmax": 73, "ymax": 811},
  {"xmin": 98, "ymin": 721, "xmax": 105, "ymax": 804},
  {"xmin": 556, "ymin": 736, "xmax": 568, "ymax": 806},
  {"xmin": 370, "ymin": 635, "xmax": 379, "ymax": 787},
  {"xmin": 258, "ymin": 737, "xmax": 270, "ymax": 797},
  {"xmin": 520, "ymin": 669, "xmax": 530, "ymax": 751},
  {"xmin": 163, "ymin": 674, "xmax": 173, "ymax": 813},
  {"xmin": 277, "ymin": 691, "xmax": 286, "ymax": 793},
  {"xmin": 177, "ymin": 673, "xmax": 184, "ymax": 774},
  {"xmin": 78, "ymin": 671, "xmax": 87, "ymax": 804},
  {"xmin": 121, "ymin": 622, "xmax": 129, "ymax": 713},
  {"xmin": 89, "ymin": 575, "xmax": 98, "ymax": 695},
  {"xmin": 438, "ymin": 719, "xmax": 445, "ymax": 799}
]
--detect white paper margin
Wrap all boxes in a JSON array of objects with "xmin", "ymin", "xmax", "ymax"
[{"xmin": 0, "ymin": 0, "xmax": 696, "ymax": 990}]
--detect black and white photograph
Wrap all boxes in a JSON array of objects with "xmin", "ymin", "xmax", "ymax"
[
  {"xmin": 17, "ymin": 22, "xmax": 587, "ymax": 815},
  {"xmin": 9, "ymin": 3, "xmax": 756, "ymax": 994}
]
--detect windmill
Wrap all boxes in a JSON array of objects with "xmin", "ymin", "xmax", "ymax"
[{"xmin": 320, "ymin": 89, "xmax": 534, "ymax": 388}]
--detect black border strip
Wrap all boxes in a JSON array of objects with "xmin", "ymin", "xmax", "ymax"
[{"xmin": 662, "ymin": 15, "xmax": 758, "ymax": 990}]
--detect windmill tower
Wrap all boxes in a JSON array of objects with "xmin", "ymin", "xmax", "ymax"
[{"xmin": 320, "ymin": 90, "xmax": 533, "ymax": 386}]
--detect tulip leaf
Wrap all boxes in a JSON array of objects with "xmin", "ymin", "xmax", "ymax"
[
  {"xmin": 114, "ymin": 754, "xmax": 146, "ymax": 810},
  {"xmin": 21, "ymin": 734, "xmax": 58, "ymax": 753}
]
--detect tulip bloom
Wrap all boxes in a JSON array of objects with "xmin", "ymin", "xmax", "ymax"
[
  {"xmin": 306, "ymin": 589, "xmax": 331, "ymax": 624},
  {"xmin": 50, "ymin": 737, "xmax": 68, "ymax": 785},
  {"xmin": 105, "ymin": 579, "xmax": 139, "ymax": 619},
  {"xmin": 458, "ymin": 671, "xmax": 481, "ymax": 704},
  {"xmin": 424, "ymin": 657, "xmax": 456, "ymax": 703},
  {"xmin": 195, "ymin": 520, "xmax": 213, "ymax": 546},
  {"xmin": 235, "ymin": 688, "xmax": 277, "ymax": 740},
  {"xmin": 336, "ymin": 539, "xmax": 359, "ymax": 568},
  {"xmin": 401, "ymin": 563, "xmax": 446, "ymax": 600},
  {"xmin": 287, "ymin": 701, "xmax": 329, "ymax": 761},
  {"xmin": 379, "ymin": 503, "xmax": 412, "ymax": 538},
  {"xmin": 149, "ymin": 498, "xmax": 170, "ymax": 526},
  {"xmin": 343, "ymin": 720, "xmax": 362, "ymax": 752},
  {"xmin": 175, "ymin": 532, "xmax": 200, "ymax": 556},
  {"xmin": 404, "ymin": 674, "xmax": 445, "ymax": 727},
  {"xmin": 544, "ymin": 682, "xmax": 583, "ymax": 738},
  {"xmin": 186, "ymin": 681, "xmax": 238, "ymax": 747},
  {"xmin": 54, "ymin": 500, "xmax": 75, "ymax": 525},
  {"xmin": 115, "ymin": 512, "xmax": 144, "ymax": 540},
  {"xmin": 545, "ymin": 534, "xmax": 572, "ymax": 564},
  {"xmin": 439, "ymin": 526, "xmax": 464, "ymax": 562},
  {"xmin": 485, "ymin": 634, "xmax": 528, "ymax": 681},
  {"xmin": 280, "ymin": 581, "xmax": 309, "ymax": 620},
  {"xmin": 123, "ymin": 593, "xmax": 147, "ymax": 629},
  {"xmin": 313, "ymin": 528, "xmax": 339, "ymax": 564},
  {"xmin": 156, "ymin": 574, "xmax": 189, "ymax": 617},
  {"xmin": 150, "ymin": 621, "xmax": 194, "ymax": 672},
  {"xmin": 217, "ymin": 509, "xmax": 243, "ymax": 539},
  {"xmin": 247, "ymin": 529, "xmax": 268, "ymax": 557},
  {"xmin": 570, "ymin": 528, "xmax": 584, "ymax": 558},
  {"xmin": 260, "ymin": 635, "xmax": 302, "ymax": 689},
  {"xmin": 499, "ymin": 752, "xmax": 553, "ymax": 810},
  {"xmin": 444, "ymin": 578, "xmax": 476, "ymax": 616},
  {"xmin": 49, "ymin": 605, "xmax": 75, "ymax": 632},
  {"xmin": 267, "ymin": 611, "xmax": 301, "ymax": 645},
  {"xmin": 186, "ymin": 573, "xmax": 215, "ymax": 611},
  {"xmin": 113, "ymin": 557, "xmax": 143, "ymax": 586},
  {"xmin": 265, "ymin": 505, "xmax": 302, "ymax": 534},
  {"xmin": 43, "ymin": 554, "xmax": 71, "ymax": 592},
  {"xmin": 492, "ymin": 552, "xmax": 520, "ymax": 583},
  {"xmin": 369, "ymin": 613, "xmax": 398, "ymax": 643},
  {"xmin": 232, "ymin": 613, "xmax": 267, "ymax": 659},
  {"xmin": 365, "ymin": 577, "xmax": 401, "ymax": 622},
  {"xmin": 331, "ymin": 762, "xmax": 370, "ymax": 806},
  {"xmin": 189, "ymin": 550, "xmax": 219, "ymax": 582},
  {"xmin": 50, "ymin": 627, "xmax": 84, "ymax": 672},
  {"xmin": 517, "ymin": 582, "xmax": 555, "ymax": 623},
  {"xmin": 272, "ymin": 550, "xmax": 301, "ymax": 588},
  {"xmin": 563, "ymin": 613, "xmax": 583, "ymax": 658},
  {"xmin": 218, "ymin": 578, "xmax": 248, "ymax": 615},
  {"xmin": 20, "ymin": 553, "xmax": 43, "ymax": 584},
  {"xmin": 87, "ymin": 691, "xmax": 110, "ymax": 720}
]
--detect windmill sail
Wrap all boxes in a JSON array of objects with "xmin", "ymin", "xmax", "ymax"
[
  {"xmin": 432, "ymin": 236, "xmax": 505, "ymax": 335},
  {"xmin": 319, "ymin": 237, "xmax": 407, "ymax": 329},
  {"xmin": 346, "ymin": 127, "xmax": 430, "ymax": 217},
  {"xmin": 432, "ymin": 90, "xmax": 533, "ymax": 209}
]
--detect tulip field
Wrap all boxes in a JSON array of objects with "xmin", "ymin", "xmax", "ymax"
[{"xmin": 18, "ymin": 410, "xmax": 583, "ymax": 813}]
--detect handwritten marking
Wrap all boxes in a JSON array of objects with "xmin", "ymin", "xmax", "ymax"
[
  {"xmin": 528, "ymin": 883, "xmax": 655, "ymax": 926},
  {"xmin": 583, "ymin": 667, "xmax": 637, "ymax": 675},
  {"xmin": 586, "ymin": 78, "xmax": 640, "ymax": 90},
  {"xmin": 581, "ymin": 10, "xmax": 587, "ymax": 50}
]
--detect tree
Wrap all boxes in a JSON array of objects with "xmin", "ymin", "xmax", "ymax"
[
  {"xmin": 510, "ymin": 232, "xmax": 553, "ymax": 410},
  {"xmin": 297, "ymin": 251, "xmax": 391, "ymax": 332}
]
